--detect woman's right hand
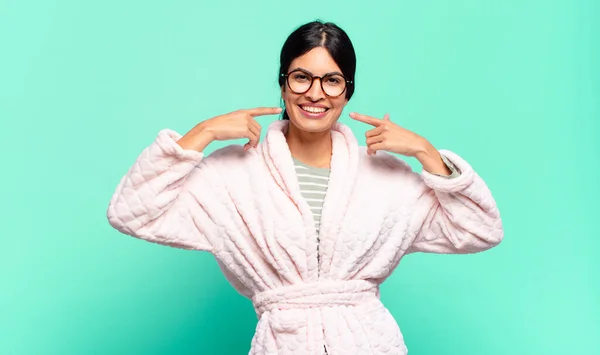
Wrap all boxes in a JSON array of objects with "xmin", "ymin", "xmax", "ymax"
[{"xmin": 177, "ymin": 107, "xmax": 282, "ymax": 152}]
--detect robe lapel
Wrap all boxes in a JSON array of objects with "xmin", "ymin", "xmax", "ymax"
[{"xmin": 317, "ymin": 123, "xmax": 359, "ymax": 277}]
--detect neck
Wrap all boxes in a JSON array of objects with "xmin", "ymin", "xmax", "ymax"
[{"xmin": 285, "ymin": 122, "xmax": 333, "ymax": 169}]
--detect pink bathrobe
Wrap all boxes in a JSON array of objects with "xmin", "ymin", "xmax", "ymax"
[{"xmin": 107, "ymin": 120, "xmax": 503, "ymax": 354}]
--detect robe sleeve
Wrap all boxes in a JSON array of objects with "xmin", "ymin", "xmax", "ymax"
[
  {"xmin": 106, "ymin": 129, "xmax": 214, "ymax": 252},
  {"xmin": 405, "ymin": 149, "xmax": 503, "ymax": 254}
]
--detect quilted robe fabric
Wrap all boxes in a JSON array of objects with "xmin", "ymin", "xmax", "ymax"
[{"xmin": 107, "ymin": 120, "xmax": 503, "ymax": 354}]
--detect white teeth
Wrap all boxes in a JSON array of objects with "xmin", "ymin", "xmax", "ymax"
[{"xmin": 301, "ymin": 105, "xmax": 327, "ymax": 113}]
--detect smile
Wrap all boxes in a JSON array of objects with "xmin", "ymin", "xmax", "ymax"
[{"xmin": 299, "ymin": 105, "xmax": 329, "ymax": 114}]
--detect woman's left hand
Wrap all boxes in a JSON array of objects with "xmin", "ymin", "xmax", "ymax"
[
  {"xmin": 349, "ymin": 112, "xmax": 430, "ymax": 157},
  {"xmin": 349, "ymin": 112, "xmax": 453, "ymax": 176}
]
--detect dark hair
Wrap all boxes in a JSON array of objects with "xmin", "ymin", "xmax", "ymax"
[{"xmin": 278, "ymin": 21, "xmax": 357, "ymax": 120}]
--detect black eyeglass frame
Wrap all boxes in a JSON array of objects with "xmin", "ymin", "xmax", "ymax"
[{"xmin": 281, "ymin": 69, "xmax": 353, "ymax": 98}]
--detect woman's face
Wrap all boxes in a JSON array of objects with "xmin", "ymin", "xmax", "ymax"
[{"xmin": 281, "ymin": 46, "xmax": 349, "ymax": 133}]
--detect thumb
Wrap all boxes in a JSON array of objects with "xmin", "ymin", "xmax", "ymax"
[{"xmin": 383, "ymin": 113, "xmax": 391, "ymax": 121}]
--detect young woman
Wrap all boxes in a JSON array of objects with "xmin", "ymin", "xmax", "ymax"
[{"xmin": 107, "ymin": 20, "xmax": 503, "ymax": 355}]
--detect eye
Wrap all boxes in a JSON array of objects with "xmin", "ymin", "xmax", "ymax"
[
  {"xmin": 292, "ymin": 73, "xmax": 310, "ymax": 82},
  {"xmin": 325, "ymin": 75, "xmax": 344, "ymax": 85}
]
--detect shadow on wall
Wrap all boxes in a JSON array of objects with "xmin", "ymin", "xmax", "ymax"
[
  {"xmin": 79, "ymin": 251, "xmax": 259, "ymax": 355},
  {"xmin": 172, "ymin": 280, "xmax": 258, "ymax": 355},
  {"xmin": 151, "ymin": 261, "xmax": 258, "ymax": 355}
]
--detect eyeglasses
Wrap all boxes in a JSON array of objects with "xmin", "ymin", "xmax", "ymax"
[{"xmin": 281, "ymin": 69, "xmax": 353, "ymax": 97}]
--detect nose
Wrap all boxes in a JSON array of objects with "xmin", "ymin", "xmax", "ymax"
[{"xmin": 305, "ymin": 77, "xmax": 325, "ymax": 101}]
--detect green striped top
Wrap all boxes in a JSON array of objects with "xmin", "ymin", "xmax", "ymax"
[{"xmin": 292, "ymin": 157, "xmax": 330, "ymax": 235}]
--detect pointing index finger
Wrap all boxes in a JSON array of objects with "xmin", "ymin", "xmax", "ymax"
[
  {"xmin": 349, "ymin": 112, "xmax": 383, "ymax": 126},
  {"xmin": 245, "ymin": 107, "xmax": 283, "ymax": 117}
]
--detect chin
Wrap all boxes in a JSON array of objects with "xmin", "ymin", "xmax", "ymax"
[{"xmin": 290, "ymin": 118, "xmax": 333, "ymax": 133}]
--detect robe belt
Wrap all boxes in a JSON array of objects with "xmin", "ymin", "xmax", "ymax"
[{"xmin": 251, "ymin": 279, "xmax": 380, "ymax": 318}]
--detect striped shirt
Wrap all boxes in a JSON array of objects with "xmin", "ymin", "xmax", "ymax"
[{"xmin": 292, "ymin": 157, "xmax": 330, "ymax": 235}]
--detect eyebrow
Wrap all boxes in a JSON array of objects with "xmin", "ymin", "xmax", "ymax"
[{"xmin": 289, "ymin": 67, "xmax": 344, "ymax": 77}]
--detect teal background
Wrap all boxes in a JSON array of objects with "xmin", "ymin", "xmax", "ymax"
[{"xmin": 1, "ymin": 0, "xmax": 598, "ymax": 354}]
